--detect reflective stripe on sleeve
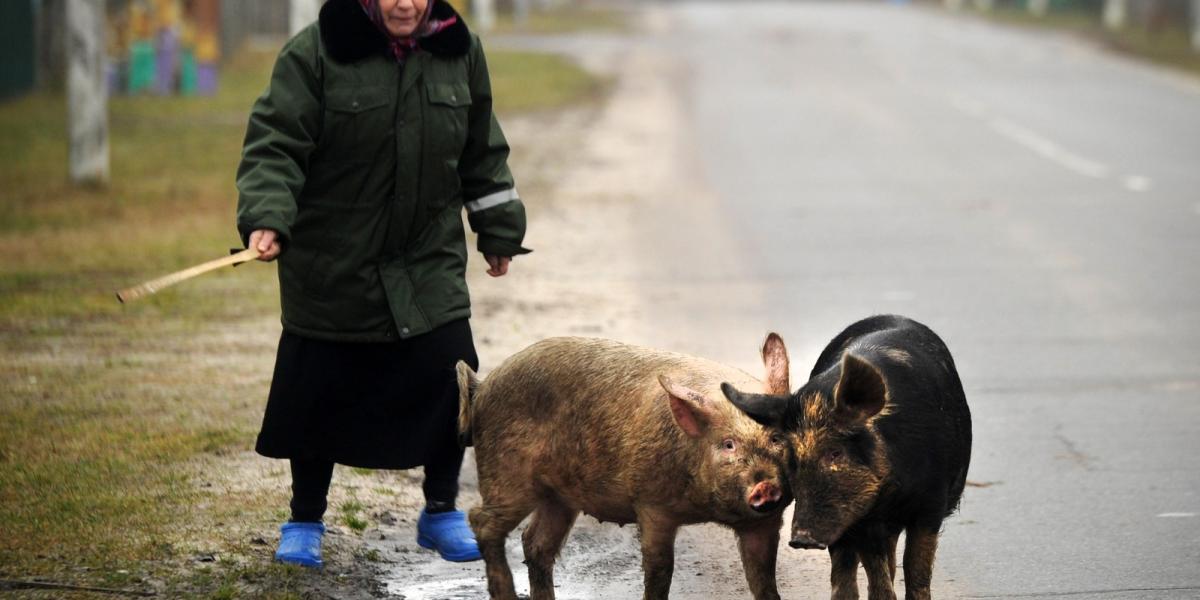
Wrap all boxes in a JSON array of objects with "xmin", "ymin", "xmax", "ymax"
[{"xmin": 464, "ymin": 188, "xmax": 519, "ymax": 213}]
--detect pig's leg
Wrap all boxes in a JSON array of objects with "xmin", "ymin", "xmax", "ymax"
[
  {"xmin": 636, "ymin": 512, "xmax": 679, "ymax": 600},
  {"xmin": 858, "ymin": 537, "xmax": 897, "ymax": 600},
  {"xmin": 471, "ymin": 502, "xmax": 532, "ymax": 600},
  {"xmin": 886, "ymin": 532, "xmax": 900, "ymax": 584},
  {"xmin": 522, "ymin": 498, "xmax": 579, "ymax": 600},
  {"xmin": 734, "ymin": 514, "xmax": 782, "ymax": 600},
  {"xmin": 828, "ymin": 541, "xmax": 860, "ymax": 600},
  {"xmin": 901, "ymin": 526, "xmax": 939, "ymax": 600}
]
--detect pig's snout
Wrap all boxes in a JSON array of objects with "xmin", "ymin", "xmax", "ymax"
[
  {"xmin": 788, "ymin": 529, "xmax": 827, "ymax": 550},
  {"xmin": 747, "ymin": 480, "xmax": 783, "ymax": 513}
]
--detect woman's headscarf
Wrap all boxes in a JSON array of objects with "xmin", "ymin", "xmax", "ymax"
[{"xmin": 357, "ymin": 0, "xmax": 459, "ymax": 63}]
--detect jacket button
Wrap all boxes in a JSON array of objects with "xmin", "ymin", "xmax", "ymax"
[
  {"xmin": 401, "ymin": 327, "xmax": 410, "ymax": 335},
  {"xmin": 449, "ymin": 95, "xmax": 457, "ymax": 102}
]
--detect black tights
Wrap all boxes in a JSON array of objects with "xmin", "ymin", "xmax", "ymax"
[
  {"xmin": 289, "ymin": 447, "xmax": 465, "ymax": 522},
  {"xmin": 289, "ymin": 459, "xmax": 334, "ymax": 523}
]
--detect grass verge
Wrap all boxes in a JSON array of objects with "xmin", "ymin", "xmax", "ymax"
[
  {"xmin": 0, "ymin": 42, "xmax": 600, "ymax": 598},
  {"xmin": 946, "ymin": 4, "xmax": 1200, "ymax": 77},
  {"xmin": 490, "ymin": 51, "xmax": 608, "ymax": 113},
  {"xmin": 488, "ymin": 3, "xmax": 630, "ymax": 35}
]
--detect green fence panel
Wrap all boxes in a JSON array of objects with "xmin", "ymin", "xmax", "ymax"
[{"xmin": 0, "ymin": 1, "xmax": 36, "ymax": 99}]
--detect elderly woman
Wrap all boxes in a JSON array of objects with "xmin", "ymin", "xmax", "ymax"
[{"xmin": 235, "ymin": 0, "xmax": 529, "ymax": 568}]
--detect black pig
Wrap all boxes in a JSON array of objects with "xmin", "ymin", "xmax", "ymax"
[{"xmin": 722, "ymin": 315, "xmax": 971, "ymax": 600}]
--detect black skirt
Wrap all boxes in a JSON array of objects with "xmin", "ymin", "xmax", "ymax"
[{"xmin": 255, "ymin": 319, "xmax": 479, "ymax": 469}]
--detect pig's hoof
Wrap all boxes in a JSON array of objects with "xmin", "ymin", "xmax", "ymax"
[{"xmin": 416, "ymin": 509, "xmax": 483, "ymax": 562}]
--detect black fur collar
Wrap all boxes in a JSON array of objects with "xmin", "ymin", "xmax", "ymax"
[{"xmin": 319, "ymin": 0, "xmax": 471, "ymax": 63}]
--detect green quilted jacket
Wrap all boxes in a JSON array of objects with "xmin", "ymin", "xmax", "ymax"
[{"xmin": 236, "ymin": 0, "xmax": 529, "ymax": 342}]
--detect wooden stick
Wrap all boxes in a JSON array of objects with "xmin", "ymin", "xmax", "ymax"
[
  {"xmin": 115, "ymin": 248, "xmax": 261, "ymax": 303},
  {"xmin": 0, "ymin": 578, "xmax": 156, "ymax": 596}
]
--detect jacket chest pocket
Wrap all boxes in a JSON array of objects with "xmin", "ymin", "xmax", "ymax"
[
  {"xmin": 425, "ymin": 82, "xmax": 471, "ymax": 158},
  {"xmin": 322, "ymin": 86, "xmax": 393, "ymax": 158}
]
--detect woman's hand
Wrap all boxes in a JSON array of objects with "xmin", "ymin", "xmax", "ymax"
[
  {"xmin": 485, "ymin": 255, "xmax": 511, "ymax": 277},
  {"xmin": 249, "ymin": 229, "xmax": 282, "ymax": 262}
]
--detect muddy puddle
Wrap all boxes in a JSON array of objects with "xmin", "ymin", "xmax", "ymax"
[{"xmin": 376, "ymin": 519, "xmax": 646, "ymax": 600}]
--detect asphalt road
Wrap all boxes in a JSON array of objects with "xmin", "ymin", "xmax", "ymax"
[
  {"xmin": 387, "ymin": 2, "xmax": 1200, "ymax": 598},
  {"xmin": 635, "ymin": 2, "xmax": 1200, "ymax": 598}
]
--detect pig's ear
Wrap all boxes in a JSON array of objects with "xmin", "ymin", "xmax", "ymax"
[
  {"xmin": 761, "ymin": 332, "xmax": 790, "ymax": 395},
  {"xmin": 659, "ymin": 375, "xmax": 719, "ymax": 438},
  {"xmin": 833, "ymin": 354, "xmax": 887, "ymax": 425},
  {"xmin": 721, "ymin": 383, "xmax": 788, "ymax": 428}
]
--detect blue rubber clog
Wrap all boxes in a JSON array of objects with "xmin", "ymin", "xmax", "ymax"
[
  {"xmin": 416, "ymin": 509, "xmax": 482, "ymax": 562},
  {"xmin": 275, "ymin": 521, "xmax": 325, "ymax": 568}
]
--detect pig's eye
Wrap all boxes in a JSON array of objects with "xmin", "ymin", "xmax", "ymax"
[
  {"xmin": 825, "ymin": 449, "xmax": 844, "ymax": 462},
  {"xmin": 770, "ymin": 433, "xmax": 786, "ymax": 446},
  {"xmin": 722, "ymin": 439, "xmax": 737, "ymax": 452}
]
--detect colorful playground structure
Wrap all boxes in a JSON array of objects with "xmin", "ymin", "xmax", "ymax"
[{"xmin": 109, "ymin": 0, "xmax": 220, "ymax": 96}]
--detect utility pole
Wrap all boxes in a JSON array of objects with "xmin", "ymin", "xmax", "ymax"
[
  {"xmin": 514, "ymin": 0, "xmax": 530, "ymax": 28},
  {"xmin": 473, "ymin": 0, "xmax": 495, "ymax": 32},
  {"xmin": 290, "ymin": 0, "xmax": 321, "ymax": 37},
  {"xmin": 1104, "ymin": 0, "xmax": 1128, "ymax": 30},
  {"xmin": 66, "ymin": 0, "xmax": 108, "ymax": 185},
  {"xmin": 1192, "ymin": 0, "xmax": 1200, "ymax": 51}
]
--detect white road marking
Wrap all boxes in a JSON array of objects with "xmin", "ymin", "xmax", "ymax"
[
  {"xmin": 1156, "ymin": 512, "xmax": 1197, "ymax": 518},
  {"xmin": 1122, "ymin": 175, "xmax": 1152, "ymax": 193},
  {"xmin": 946, "ymin": 93, "xmax": 1139, "ymax": 188},
  {"xmin": 988, "ymin": 117, "xmax": 1110, "ymax": 179}
]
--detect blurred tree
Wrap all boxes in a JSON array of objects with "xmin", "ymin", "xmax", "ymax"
[
  {"xmin": 514, "ymin": 0, "xmax": 529, "ymax": 26},
  {"xmin": 67, "ymin": 0, "xmax": 109, "ymax": 184},
  {"xmin": 289, "ymin": 0, "xmax": 320, "ymax": 36},
  {"xmin": 1104, "ymin": 0, "xmax": 1127, "ymax": 28},
  {"xmin": 1193, "ymin": 0, "xmax": 1200, "ymax": 49},
  {"xmin": 473, "ymin": 0, "xmax": 495, "ymax": 31}
]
